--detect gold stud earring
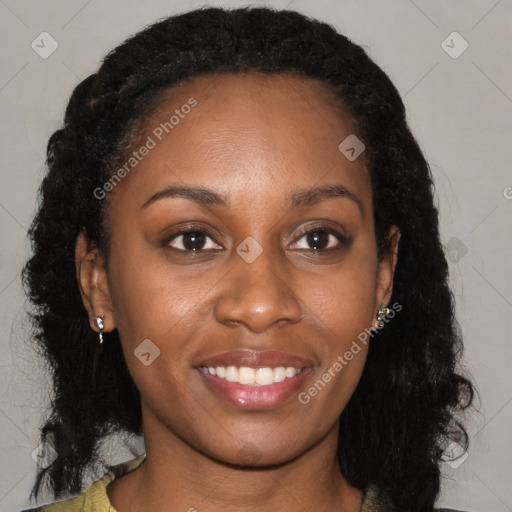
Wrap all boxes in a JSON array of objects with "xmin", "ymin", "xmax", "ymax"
[{"xmin": 376, "ymin": 305, "xmax": 390, "ymax": 328}]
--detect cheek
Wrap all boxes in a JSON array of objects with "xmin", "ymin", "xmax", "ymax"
[
  {"xmin": 107, "ymin": 234, "xmax": 202, "ymax": 340},
  {"xmin": 106, "ymin": 247, "xmax": 200, "ymax": 411},
  {"xmin": 105, "ymin": 233, "xmax": 221, "ymax": 391},
  {"xmin": 295, "ymin": 237, "xmax": 376, "ymax": 401},
  {"xmin": 308, "ymin": 237, "xmax": 377, "ymax": 335}
]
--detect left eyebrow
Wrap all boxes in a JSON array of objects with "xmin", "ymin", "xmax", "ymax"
[{"xmin": 286, "ymin": 184, "xmax": 364, "ymax": 218}]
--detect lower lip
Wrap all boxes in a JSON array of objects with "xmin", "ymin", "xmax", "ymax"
[{"xmin": 197, "ymin": 368, "xmax": 311, "ymax": 410}]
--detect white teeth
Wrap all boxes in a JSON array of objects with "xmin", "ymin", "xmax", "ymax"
[
  {"xmin": 225, "ymin": 366, "xmax": 238, "ymax": 382},
  {"xmin": 201, "ymin": 365, "xmax": 303, "ymax": 386},
  {"xmin": 285, "ymin": 367, "xmax": 297, "ymax": 378},
  {"xmin": 273, "ymin": 367, "xmax": 286, "ymax": 382},
  {"xmin": 256, "ymin": 367, "xmax": 274, "ymax": 386},
  {"xmin": 238, "ymin": 367, "xmax": 256, "ymax": 385}
]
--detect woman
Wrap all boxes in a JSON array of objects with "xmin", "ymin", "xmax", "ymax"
[{"xmin": 21, "ymin": 6, "xmax": 475, "ymax": 512}]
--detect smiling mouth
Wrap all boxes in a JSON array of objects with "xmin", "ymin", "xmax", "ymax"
[
  {"xmin": 198, "ymin": 365, "xmax": 304, "ymax": 386},
  {"xmin": 195, "ymin": 349, "xmax": 314, "ymax": 409}
]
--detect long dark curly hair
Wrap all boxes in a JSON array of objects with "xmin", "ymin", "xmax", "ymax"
[{"xmin": 22, "ymin": 6, "xmax": 475, "ymax": 511}]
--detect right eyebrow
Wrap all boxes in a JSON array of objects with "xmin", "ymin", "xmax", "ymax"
[{"xmin": 141, "ymin": 184, "xmax": 229, "ymax": 210}]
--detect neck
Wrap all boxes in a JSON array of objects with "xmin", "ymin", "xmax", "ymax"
[{"xmin": 108, "ymin": 411, "xmax": 363, "ymax": 512}]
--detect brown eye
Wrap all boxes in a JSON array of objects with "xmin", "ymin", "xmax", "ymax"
[
  {"xmin": 305, "ymin": 230, "xmax": 330, "ymax": 250},
  {"xmin": 291, "ymin": 227, "xmax": 348, "ymax": 252},
  {"xmin": 166, "ymin": 230, "xmax": 223, "ymax": 251}
]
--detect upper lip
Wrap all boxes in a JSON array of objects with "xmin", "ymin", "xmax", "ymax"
[{"xmin": 197, "ymin": 350, "xmax": 314, "ymax": 369}]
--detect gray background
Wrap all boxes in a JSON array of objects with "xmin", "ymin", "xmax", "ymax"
[{"xmin": 1, "ymin": 0, "xmax": 511, "ymax": 511}]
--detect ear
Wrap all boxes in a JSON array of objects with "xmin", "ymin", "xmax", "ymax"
[
  {"xmin": 75, "ymin": 228, "xmax": 116, "ymax": 333},
  {"xmin": 374, "ymin": 225, "xmax": 401, "ymax": 314}
]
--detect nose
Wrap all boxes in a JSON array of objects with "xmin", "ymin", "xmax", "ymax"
[{"xmin": 214, "ymin": 251, "xmax": 302, "ymax": 333}]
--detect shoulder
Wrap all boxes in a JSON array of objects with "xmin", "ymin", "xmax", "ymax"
[{"xmin": 19, "ymin": 454, "xmax": 146, "ymax": 512}]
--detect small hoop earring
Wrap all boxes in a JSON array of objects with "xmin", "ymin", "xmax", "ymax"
[
  {"xmin": 376, "ymin": 305, "xmax": 390, "ymax": 328},
  {"xmin": 94, "ymin": 315, "xmax": 105, "ymax": 344}
]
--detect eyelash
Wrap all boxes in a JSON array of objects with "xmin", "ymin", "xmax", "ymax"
[{"xmin": 163, "ymin": 225, "xmax": 349, "ymax": 254}]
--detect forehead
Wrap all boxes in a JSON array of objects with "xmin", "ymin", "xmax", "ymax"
[{"xmin": 111, "ymin": 72, "xmax": 371, "ymax": 209}]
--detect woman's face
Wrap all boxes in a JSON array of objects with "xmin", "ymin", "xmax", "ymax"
[{"xmin": 78, "ymin": 72, "xmax": 399, "ymax": 466}]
